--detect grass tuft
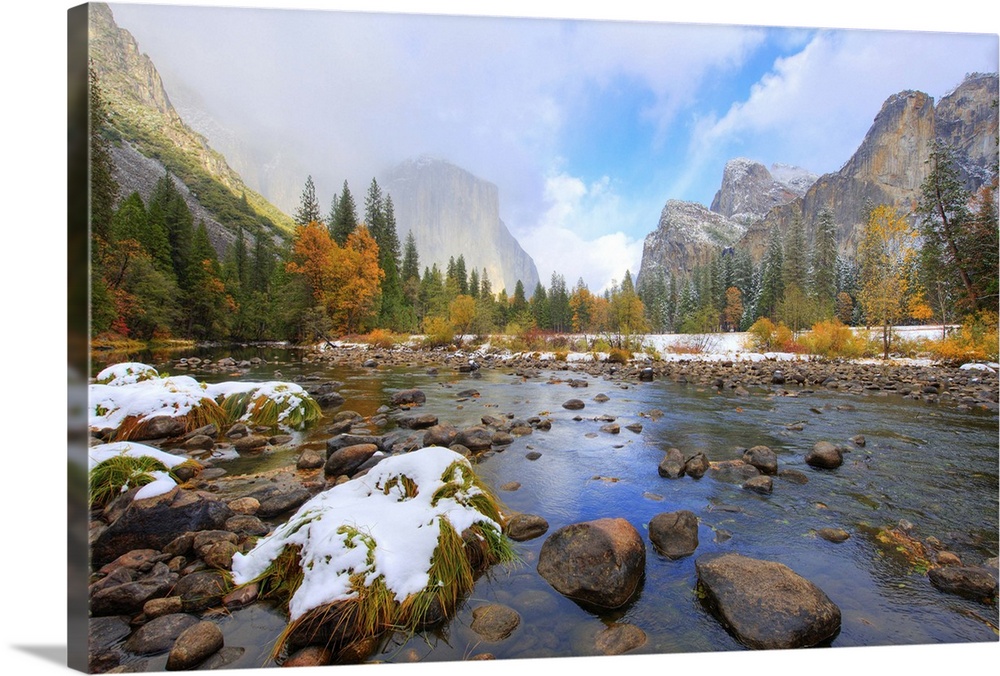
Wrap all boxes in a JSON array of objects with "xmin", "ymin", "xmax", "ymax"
[{"xmin": 89, "ymin": 454, "xmax": 170, "ymax": 508}]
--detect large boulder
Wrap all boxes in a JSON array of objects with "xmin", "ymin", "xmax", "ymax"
[
  {"xmin": 648, "ymin": 510, "xmax": 699, "ymax": 559},
  {"xmin": 455, "ymin": 426, "xmax": 493, "ymax": 452},
  {"xmin": 695, "ymin": 553, "xmax": 841, "ymax": 649},
  {"xmin": 92, "ymin": 488, "xmax": 233, "ymax": 566},
  {"xmin": 537, "ymin": 518, "xmax": 645, "ymax": 609}
]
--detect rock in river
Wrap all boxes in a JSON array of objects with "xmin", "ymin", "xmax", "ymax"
[
  {"xmin": 537, "ymin": 518, "xmax": 645, "ymax": 609},
  {"xmin": 506, "ymin": 513, "xmax": 549, "ymax": 542},
  {"xmin": 928, "ymin": 565, "xmax": 999, "ymax": 601},
  {"xmin": 806, "ymin": 441, "xmax": 844, "ymax": 469},
  {"xmin": 695, "ymin": 553, "xmax": 841, "ymax": 649},
  {"xmin": 470, "ymin": 604, "xmax": 521, "ymax": 642},
  {"xmin": 166, "ymin": 620, "xmax": 224, "ymax": 670},
  {"xmin": 648, "ymin": 510, "xmax": 699, "ymax": 559}
]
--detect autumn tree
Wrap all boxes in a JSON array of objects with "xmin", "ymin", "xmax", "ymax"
[
  {"xmin": 449, "ymin": 294, "xmax": 477, "ymax": 340},
  {"xmin": 330, "ymin": 225, "xmax": 384, "ymax": 334},
  {"xmin": 722, "ymin": 286, "xmax": 743, "ymax": 332},
  {"xmin": 835, "ymin": 291, "xmax": 854, "ymax": 325},
  {"xmin": 858, "ymin": 205, "xmax": 919, "ymax": 359},
  {"xmin": 607, "ymin": 271, "xmax": 648, "ymax": 345}
]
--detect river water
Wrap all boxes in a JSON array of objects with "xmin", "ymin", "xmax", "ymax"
[{"xmin": 91, "ymin": 346, "xmax": 999, "ymax": 668}]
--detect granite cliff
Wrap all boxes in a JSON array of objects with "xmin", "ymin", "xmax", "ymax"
[{"xmin": 383, "ymin": 157, "xmax": 540, "ymax": 295}]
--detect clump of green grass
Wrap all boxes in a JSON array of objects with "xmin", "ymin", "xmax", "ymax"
[
  {"xmin": 90, "ymin": 454, "xmax": 169, "ymax": 508},
  {"xmin": 112, "ymin": 396, "xmax": 230, "ymax": 441},
  {"xmin": 219, "ymin": 386, "xmax": 322, "ymax": 430}
]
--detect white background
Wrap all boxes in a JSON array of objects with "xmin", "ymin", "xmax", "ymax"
[{"xmin": 1, "ymin": 1, "xmax": 997, "ymax": 675}]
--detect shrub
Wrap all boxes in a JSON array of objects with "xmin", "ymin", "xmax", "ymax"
[
  {"xmin": 422, "ymin": 316, "xmax": 454, "ymax": 348},
  {"xmin": 926, "ymin": 311, "xmax": 999, "ymax": 364},
  {"xmin": 363, "ymin": 329, "xmax": 400, "ymax": 350},
  {"xmin": 607, "ymin": 347, "xmax": 631, "ymax": 364},
  {"xmin": 799, "ymin": 319, "xmax": 866, "ymax": 358}
]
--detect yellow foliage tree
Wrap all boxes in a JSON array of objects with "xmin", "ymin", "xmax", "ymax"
[
  {"xmin": 449, "ymin": 294, "xmax": 476, "ymax": 340},
  {"xmin": 857, "ymin": 205, "xmax": 919, "ymax": 359}
]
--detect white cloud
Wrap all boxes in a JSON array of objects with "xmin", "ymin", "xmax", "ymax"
[
  {"xmin": 519, "ymin": 172, "xmax": 645, "ymax": 293},
  {"xmin": 687, "ymin": 29, "xmax": 998, "ymax": 178}
]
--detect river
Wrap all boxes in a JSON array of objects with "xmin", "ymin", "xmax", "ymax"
[{"xmin": 90, "ymin": 346, "xmax": 999, "ymax": 668}]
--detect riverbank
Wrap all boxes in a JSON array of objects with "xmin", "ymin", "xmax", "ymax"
[{"xmin": 293, "ymin": 337, "xmax": 999, "ymax": 413}]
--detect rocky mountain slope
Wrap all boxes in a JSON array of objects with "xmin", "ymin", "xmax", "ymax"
[
  {"xmin": 639, "ymin": 72, "xmax": 998, "ymax": 282},
  {"xmin": 709, "ymin": 158, "xmax": 817, "ymax": 224},
  {"xmin": 636, "ymin": 201, "xmax": 747, "ymax": 289},
  {"xmin": 741, "ymin": 73, "xmax": 998, "ymax": 259},
  {"xmin": 87, "ymin": 3, "xmax": 295, "ymax": 256},
  {"xmin": 383, "ymin": 157, "xmax": 540, "ymax": 295}
]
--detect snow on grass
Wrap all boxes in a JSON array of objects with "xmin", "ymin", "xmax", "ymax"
[
  {"xmin": 89, "ymin": 364, "xmax": 321, "ymax": 434},
  {"xmin": 90, "ymin": 375, "xmax": 217, "ymax": 430},
  {"xmin": 88, "ymin": 441, "xmax": 187, "ymax": 501},
  {"xmin": 231, "ymin": 446, "xmax": 504, "ymax": 621},
  {"xmin": 95, "ymin": 362, "xmax": 161, "ymax": 386}
]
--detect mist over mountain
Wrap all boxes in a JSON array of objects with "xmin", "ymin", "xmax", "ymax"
[
  {"xmin": 383, "ymin": 157, "xmax": 541, "ymax": 295},
  {"xmin": 87, "ymin": 2, "xmax": 295, "ymax": 257}
]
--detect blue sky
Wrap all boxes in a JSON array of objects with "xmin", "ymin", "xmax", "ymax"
[{"xmin": 105, "ymin": 1, "xmax": 998, "ymax": 292}]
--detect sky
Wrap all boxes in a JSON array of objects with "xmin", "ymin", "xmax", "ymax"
[
  {"xmin": 0, "ymin": 2, "xmax": 998, "ymax": 674},
  {"xmin": 103, "ymin": 1, "xmax": 998, "ymax": 293}
]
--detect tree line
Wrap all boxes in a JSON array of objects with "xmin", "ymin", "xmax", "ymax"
[{"xmin": 90, "ymin": 67, "xmax": 997, "ymax": 351}]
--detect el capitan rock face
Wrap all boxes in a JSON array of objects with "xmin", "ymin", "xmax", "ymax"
[{"xmin": 384, "ymin": 157, "xmax": 540, "ymax": 295}]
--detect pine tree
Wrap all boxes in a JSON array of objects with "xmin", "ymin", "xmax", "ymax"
[
  {"xmin": 916, "ymin": 141, "xmax": 990, "ymax": 313},
  {"xmin": 757, "ymin": 226, "xmax": 785, "ymax": 319},
  {"xmin": 810, "ymin": 209, "xmax": 838, "ymax": 317},
  {"xmin": 783, "ymin": 215, "xmax": 808, "ymax": 291},
  {"xmin": 184, "ymin": 221, "xmax": 234, "ymax": 338},
  {"xmin": 111, "ymin": 192, "xmax": 171, "ymax": 274},
  {"xmin": 468, "ymin": 268, "xmax": 481, "ymax": 300},
  {"xmin": 294, "ymin": 175, "xmax": 322, "ymax": 226},
  {"xmin": 548, "ymin": 272, "xmax": 571, "ymax": 332},
  {"xmin": 530, "ymin": 281, "xmax": 550, "ymax": 329},
  {"xmin": 330, "ymin": 180, "xmax": 358, "ymax": 245},
  {"xmin": 88, "ymin": 65, "xmax": 118, "ymax": 246}
]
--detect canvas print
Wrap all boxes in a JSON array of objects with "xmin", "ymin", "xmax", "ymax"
[{"xmin": 67, "ymin": 1, "xmax": 999, "ymax": 673}]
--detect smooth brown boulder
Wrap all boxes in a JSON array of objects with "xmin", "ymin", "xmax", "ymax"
[
  {"xmin": 695, "ymin": 553, "xmax": 841, "ymax": 649},
  {"xmin": 166, "ymin": 620, "xmax": 224, "ymax": 670},
  {"xmin": 806, "ymin": 441, "xmax": 844, "ymax": 469},
  {"xmin": 537, "ymin": 518, "xmax": 645, "ymax": 609},
  {"xmin": 648, "ymin": 510, "xmax": 699, "ymax": 559}
]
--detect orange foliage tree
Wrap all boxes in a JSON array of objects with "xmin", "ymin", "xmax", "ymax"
[{"xmin": 286, "ymin": 221, "xmax": 384, "ymax": 336}]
